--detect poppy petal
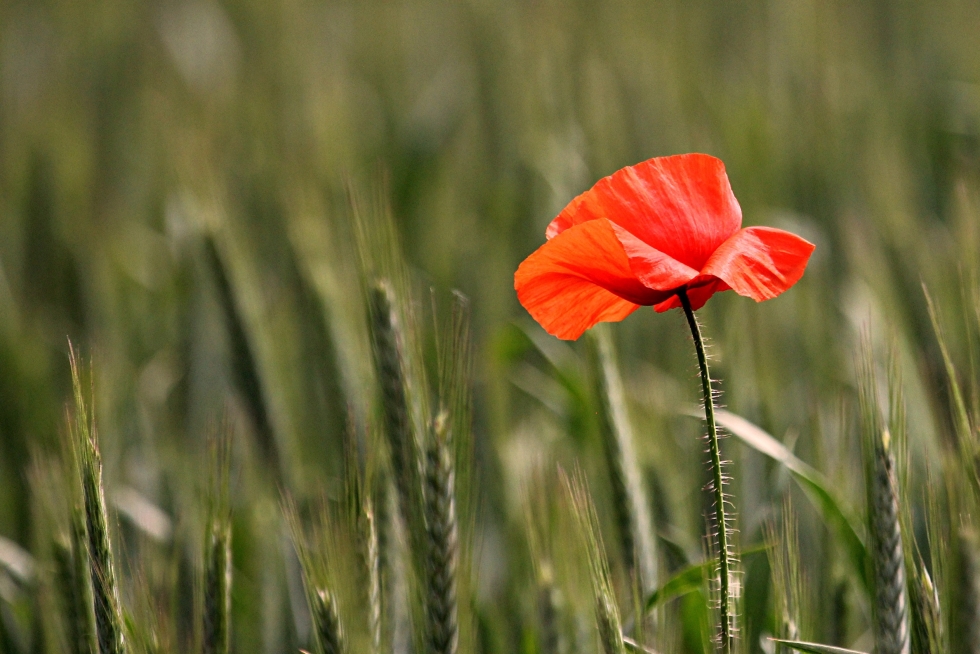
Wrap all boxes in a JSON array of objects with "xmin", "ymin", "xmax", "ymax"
[
  {"xmin": 515, "ymin": 219, "xmax": 668, "ymax": 340},
  {"xmin": 609, "ymin": 222, "xmax": 700, "ymax": 291},
  {"xmin": 701, "ymin": 226, "xmax": 815, "ymax": 302},
  {"xmin": 546, "ymin": 154, "xmax": 742, "ymax": 271}
]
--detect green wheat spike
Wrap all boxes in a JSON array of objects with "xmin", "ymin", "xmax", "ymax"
[
  {"xmin": 869, "ymin": 430, "xmax": 909, "ymax": 654},
  {"xmin": 562, "ymin": 469, "xmax": 626, "ymax": 654},
  {"xmin": 766, "ymin": 499, "xmax": 807, "ymax": 646},
  {"xmin": 311, "ymin": 588, "xmax": 348, "ymax": 654},
  {"xmin": 859, "ymin": 342, "xmax": 909, "ymax": 654},
  {"xmin": 361, "ymin": 500, "xmax": 382, "ymax": 654},
  {"xmin": 910, "ymin": 558, "xmax": 942, "ymax": 654},
  {"xmin": 368, "ymin": 280, "xmax": 423, "ymax": 532},
  {"xmin": 69, "ymin": 347, "xmax": 127, "ymax": 654},
  {"xmin": 586, "ymin": 326, "xmax": 658, "ymax": 598},
  {"xmin": 424, "ymin": 412, "xmax": 459, "ymax": 654}
]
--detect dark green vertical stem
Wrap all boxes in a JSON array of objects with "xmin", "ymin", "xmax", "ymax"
[
  {"xmin": 678, "ymin": 289, "xmax": 732, "ymax": 652},
  {"xmin": 203, "ymin": 521, "xmax": 232, "ymax": 654}
]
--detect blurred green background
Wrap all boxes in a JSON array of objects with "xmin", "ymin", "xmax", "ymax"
[{"xmin": 1, "ymin": 0, "xmax": 979, "ymax": 651}]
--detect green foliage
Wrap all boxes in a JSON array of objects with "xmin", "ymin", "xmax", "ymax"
[{"xmin": 2, "ymin": 1, "xmax": 980, "ymax": 653}]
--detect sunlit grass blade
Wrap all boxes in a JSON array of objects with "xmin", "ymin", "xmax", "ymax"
[
  {"xmin": 923, "ymin": 284, "xmax": 974, "ymax": 447},
  {"xmin": 622, "ymin": 635, "xmax": 660, "ymax": 654},
  {"xmin": 703, "ymin": 408, "xmax": 872, "ymax": 595},
  {"xmin": 769, "ymin": 639, "xmax": 868, "ymax": 654},
  {"xmin": 586, "ymin": 326, "xmax": 658, "ymax": 597},
  {"xmin": 203, "ymin": 234, "xmax": 281, "ymax": 481}
]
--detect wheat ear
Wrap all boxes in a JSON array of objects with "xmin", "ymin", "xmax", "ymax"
[
  {"xmin": 311, "ymin": 588, "xmax": 348, "ymax": 654},
  {"xmin": 69, "ymin": 348, "xmax": 127, "ymax": 654},
  {"xmin": 910, "ymin": 557, "xmax": 942, "ymax": 654},
  {"xmin": 868, "ymin": 428, "xmax": 909, "ymax": 654},
  {"xmin": 368, "ymin": 281, "xmax": 424, "ymax": 529},
  {"xmin": 360, "ymin": 501, "xmax": 382, "ymax": 654},
  {"xmin": 586, "ymin": 327, "xmax": 658, "ymax": 597},
  {"xmin": 562, "ymin": 470, "xmax": 626, "ymax": 654},
  {"xmin": 424, "ymin": 413, "xmax": 459, "ymax": 654}
]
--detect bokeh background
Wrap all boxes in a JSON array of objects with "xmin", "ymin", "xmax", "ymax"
[{"xmin": 1, "ymin": 0, "xmax": 980, "ymax": 651}]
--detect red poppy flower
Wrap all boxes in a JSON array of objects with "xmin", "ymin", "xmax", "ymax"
[{"xmin": 515, "ymin": 153, "xmax": 815, "ymax": 340}]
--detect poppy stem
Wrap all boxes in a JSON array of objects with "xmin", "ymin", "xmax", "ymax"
[{"xmin": 678, "ymin": 289, "xmax": 733, "ymax": 653}]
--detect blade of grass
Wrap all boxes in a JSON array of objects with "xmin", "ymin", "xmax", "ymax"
[
  {"xmin": 644, "ymin": 544, "xmax": 767, "ymax": 612},
  {"xmin": 923, "ymin": 285, "xmax": 974, "ymax": 447},
  {"xmin": 769, "ymin": 639, "xmax": 868, "ymax": 654},
  {"xmin": 694, "ymin": 408, "xmax": 872, "ymax": 595}
]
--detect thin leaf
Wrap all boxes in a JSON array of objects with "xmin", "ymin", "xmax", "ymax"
[
  {"xmin": 643, "ymin": 563, "xmax": 704, "ymax": 611},
  {"xmin": 695, "ymin": 408, "xmax": 873, "ymax": 595},
  {"xmin": 923, "ymin": 284, "xmax": 974, "ymax": 445},
  {"xmin": 769, "ymin": 639, "xmax": 868, "ymax": 654},
  {"xmin": 622, "ymin": 635, "xmax": 660, "ymax": 654},
  {"xmin": 644, "ymin": 544, "xmax": 767, "ymax": 612}
]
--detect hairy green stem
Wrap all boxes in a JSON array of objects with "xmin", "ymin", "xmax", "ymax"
[{"xmin": 678, "ymin": 289, "xmax": 732, "ymax": 652}]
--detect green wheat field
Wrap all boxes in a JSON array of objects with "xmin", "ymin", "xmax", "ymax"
[{"xmin": 2, "ymin": 1, "xmax": 980, "ymax": 653}]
